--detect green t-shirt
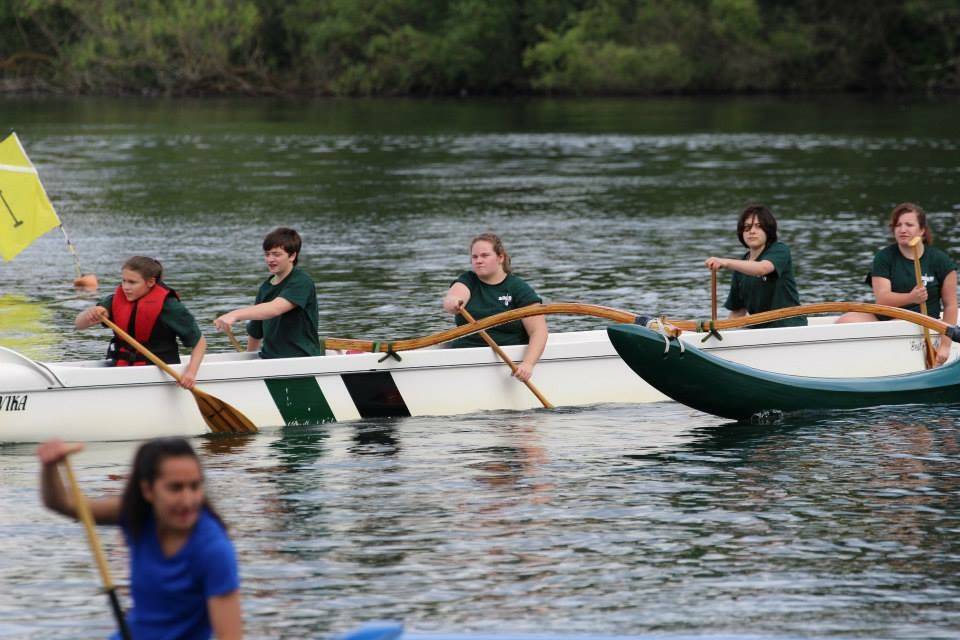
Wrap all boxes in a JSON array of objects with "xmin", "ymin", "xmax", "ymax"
[
  {"xmin": 247, "ymin": 266, "xmax": 322, "ymax": 359},
  {"xmin": 871, "ymin": 243, "xmax": 956, "ymax": 319},
  {"xmin": 724, "ymin": 241, "xmax": 807, "ymax": 329},
  {"xmin": 452, "ymin": 271, "xmax": 542, "ymax": 348},
  {"xmin": 98, "ymin": 290, "xmax": 202, "ymax": 363}
]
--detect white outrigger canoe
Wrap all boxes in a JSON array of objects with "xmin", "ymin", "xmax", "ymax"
[{"xmin": 1, "ymin": 302, "xmax": 953, "ymax": 443}]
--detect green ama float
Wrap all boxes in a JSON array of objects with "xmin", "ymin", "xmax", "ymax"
[{"xmin": 608, "ymin": 304, "xmax": 960, "ymax": 423}]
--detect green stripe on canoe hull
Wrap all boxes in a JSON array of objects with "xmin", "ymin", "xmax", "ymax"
[
  {"xmin": 265, "ymin": 377, "xmax": 336, "ymax": 426},
  {"xmin": 607, "ymin": 323, "xmax": 960, "ymax": 422}
]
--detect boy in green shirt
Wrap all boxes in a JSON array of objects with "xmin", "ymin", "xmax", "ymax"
[{"xmin": 214, "ymin": 227, "xmax": 322, "ymax": 359}]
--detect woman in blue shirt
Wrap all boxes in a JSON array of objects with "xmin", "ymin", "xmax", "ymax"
[{"xmin": 38, "ymin": 437, "xmax": 242, "ymax": 639}]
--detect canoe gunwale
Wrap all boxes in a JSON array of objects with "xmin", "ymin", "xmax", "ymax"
[{"xmin": 322, "ymin": 301, "xmax": 960, "ymax": 353}]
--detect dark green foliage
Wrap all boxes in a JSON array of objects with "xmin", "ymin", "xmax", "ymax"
[{"xmin": 1, "ymin": 0, "xmax": 958, "ymax": 95}]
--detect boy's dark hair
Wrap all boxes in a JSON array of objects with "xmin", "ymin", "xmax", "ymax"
[
  {"xmin": 122, "ymin": 256, "xmax": 163, "ymax": 281},
  {"xmin": 736, "ymin": 204, "xmax": 778, "ymax": 249},
  {"xmin": 262, "ymin": 227, "xmax": 302, "ymax": 264},
  {"xmin": 120, "ymin": 437, "xmax": 226, "ymax": 540}
]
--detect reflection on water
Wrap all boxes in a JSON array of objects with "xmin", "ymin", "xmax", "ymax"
[
  {"xmin": 2, "ymin": 97, "xmax": 960, "ymax": 638},
  {"xmin": 0, "ymin": 294, "xmax": 58, "ymax": 359},
  {"xmin": 1, "ymin": 405, "xmax": 959, "ymax": 638}
]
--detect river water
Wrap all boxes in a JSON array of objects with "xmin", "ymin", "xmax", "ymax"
[{"xmin": 1, "ymin": 96, "xmax": 959, "ymax": 639}]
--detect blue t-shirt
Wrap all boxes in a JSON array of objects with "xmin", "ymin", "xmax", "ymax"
[{"xmin": 114, "ymin": 508, "xmax": 239, "ymax": 640}]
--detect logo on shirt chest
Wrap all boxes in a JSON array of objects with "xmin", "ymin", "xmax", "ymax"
[
  {"xmin": 498, "ymin": 295, "xmax": 513, "ymax": 307},
  {"xmin": 922, "ymin": 274, "xmax": 935, "ymax": 287}
]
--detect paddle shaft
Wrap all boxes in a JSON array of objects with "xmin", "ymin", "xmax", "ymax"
[
  {"xmin": 459, "ymin": 307, "xmax": 553, "ymax": 409},
  {"xmin": 911, "ymin": 238, "xmax": 937, "ymax": 368},
  {"xmin": 223, "ymin": 324, "xmax": 245, "ymax": 353},
  {"xmin": 62, "ymin": 458, "xmax": 132, "ymax": 640},
  {"xmin": 99, "ymin": 316, "xmax": 185, "ymax": 382},
  {"xmin": 711, "ymin": 269, "xmax": 718, "ymax": 323},
  {"xmin": 99, "ymin": 315, "xmax": 258, "ymax": 434}
]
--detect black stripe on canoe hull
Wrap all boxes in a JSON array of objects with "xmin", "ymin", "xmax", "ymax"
[{"xmin": 341, "ymin": 371, "xmax": 411, "ymax": 418}]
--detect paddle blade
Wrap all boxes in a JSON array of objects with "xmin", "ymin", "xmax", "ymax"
[{"xmin": 193, "ymin": 389, "xmax": 258, "ymax": 434}]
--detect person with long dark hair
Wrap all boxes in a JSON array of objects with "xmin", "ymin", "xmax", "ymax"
[
  {"xmin": 704, "ymin": 204, "xmax": 806, "ymax": 329},
  {"xmin": 38, "ymin": 437, "xmax": 242, "ymax": 639},
  {"xmin": 442, "ymin": 232, "xmax": 547, "ymax": 381}
]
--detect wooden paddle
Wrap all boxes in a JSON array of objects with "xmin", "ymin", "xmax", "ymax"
[
  {"xmin": 711, "ymin": 269, "xmax": 718, "ymax": 323},
  {"xmin": 62, "ymin": 456, "xmax": 133, "ymax": 640},
  {"xmin": 324, "ymin": 301, "xmax": 960, "ymax": 353},
  {"xmin": 909, "ymin": 236, "xmax": 937, "ymax": 368},
  {"xmin": 99, "ymin": 315, "xmax": 257, "ymax": 434},
  {"xmin": 459, "ymin": 306, "xmax": 553, "ymax": 409},
  {"xmin": 222, "ymin": 324, "xmax": 245, "ymax": 353}
]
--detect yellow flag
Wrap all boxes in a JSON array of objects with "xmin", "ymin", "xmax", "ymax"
[{"xmin": 0, "ymin": 132, "xmax": 62, "ymax": 261}]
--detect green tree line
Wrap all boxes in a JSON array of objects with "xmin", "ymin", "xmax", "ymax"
[{"xmin": 1, "ymin": 0, "xmax": 958, "ymax": 96}]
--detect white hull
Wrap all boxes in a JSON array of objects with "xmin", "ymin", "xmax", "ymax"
[{"xmin": 0, "ymin": 319, "xmax": 947, "ymax": 442}]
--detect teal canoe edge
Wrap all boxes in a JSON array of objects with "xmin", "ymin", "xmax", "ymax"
[
  {"xmin": 264, "ymin": 377, "xmax": 336, "ymax": 426},
  {"xmin": 607, "ymin": 323, "xmax": 960, "ymax": 422}
]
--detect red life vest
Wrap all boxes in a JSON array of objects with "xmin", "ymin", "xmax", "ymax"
[{"xmin": 108, "ymin": 283, "xmax": 178, "ymax": 366}]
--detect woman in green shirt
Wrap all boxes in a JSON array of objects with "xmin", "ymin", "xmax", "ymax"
[
  {"xmin": 705, "ymin": 204, "xmax": 806, "ymax": 329},
  {"xmin": 442, "ymin": 233, "xmax": 548, "ymax": 382},
  {"xmin": 836, "ymin": 202, "xmax": 957, "ymax": 366}
]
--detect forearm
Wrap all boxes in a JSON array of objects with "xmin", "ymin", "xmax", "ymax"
[
  {"xmin": 40, "ymin": 464, "xmax": 74, "ymax": 518},
  {"xmin": 520, "ymin": 315, "xmax": 548, "ymax": 368},
  {"xmin": 522, "ymin": 332, "xmax": 547, "ymax": 368},
  {"xmin": 942, "ymin": 303, "xmax": 958, "ymax": 326},
  {"xmin": 228, "ymin": 303, "xmax": 283, "ymax": 322},
  {"xmin": 443, "ymin": 284, "xmax": 471, "ymax": 314},
  {"xmin": 724, "ymin": 259, "xmax": 773, "ymax": 277},
  {"xmin": 75, "ymin": 306, "xmax": 107, "ymax": 330},
  {"xmin": 875, "ymin": 291, "xmax": 918, "ymax": 308},
  {"xmin": 209, "ymin": 591, "xmax": 243, "ymax": 639},
  {"xmin": 184, "ymin": 337, "xmax": 207, "ymax": 379}
]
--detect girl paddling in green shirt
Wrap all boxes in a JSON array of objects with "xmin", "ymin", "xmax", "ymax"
[
  {"xmin": 704, "ymin": 204, "xmax": 806, "ymax": 330},
  {"xmin": 442, "ymin": 233, "xmax": 548, "ymax": 382},
  {"xmin": 836, "ymin": 202, "xmax": 958, "ymax": 366}
]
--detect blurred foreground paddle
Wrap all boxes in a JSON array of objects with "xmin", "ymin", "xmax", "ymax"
[
  {"xmin": 99, "ymin": 316, "xmax": 257, "ymax": 434},
  {"xmin": 909, "ymin": 236, "xmax": 937, "ymax": 369},
  {"xmin": 459, "ymin": 307, "xmax": 553, "ymax": 409},
  {"xmin": 62, "ymin": 456, "xmax": 132, "ymax": 640}
]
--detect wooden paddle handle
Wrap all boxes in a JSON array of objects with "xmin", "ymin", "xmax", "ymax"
[
  {"xmin": 99, "ymin": 315, "xmax": 184, "ymax": 382},
  {"xmin": 460, "ymin": 307, "xmax": 553, "ymax": 409},
  {"xmin": 910, "ymin": 238, "xmax": 930, "ymax": 318},
  {"xmin": 711, "ymin": 269, "xmax": 718, "ymax": 323},
  {"xmin": 62, "ymin": 457, "xmax": 133, "ymax": 640},
  {"xmin": 223, "ymin": 324, "xmax": 244, "ymax": 353},
  {"xmin": 62, "ymin": 458, "xmax": 115, "ymax": 589},
  {"xmin": 911, "ymin": 238, "xmax": 936, "ymax": 368}
]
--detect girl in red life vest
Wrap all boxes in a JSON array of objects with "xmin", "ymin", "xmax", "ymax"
[{"xmin": 75, "ymin": 256, "xmax": 207, "ymax": 389}]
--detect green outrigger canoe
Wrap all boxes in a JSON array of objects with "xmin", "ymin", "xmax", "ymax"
[{"xmin": 607, "ymin": 323, "xmax": 960, "ymax": 422}]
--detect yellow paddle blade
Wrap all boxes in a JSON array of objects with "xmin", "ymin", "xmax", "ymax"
[{"xmin": 0, "ymin": 132, "xmax": 61, "ymax": 261}]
